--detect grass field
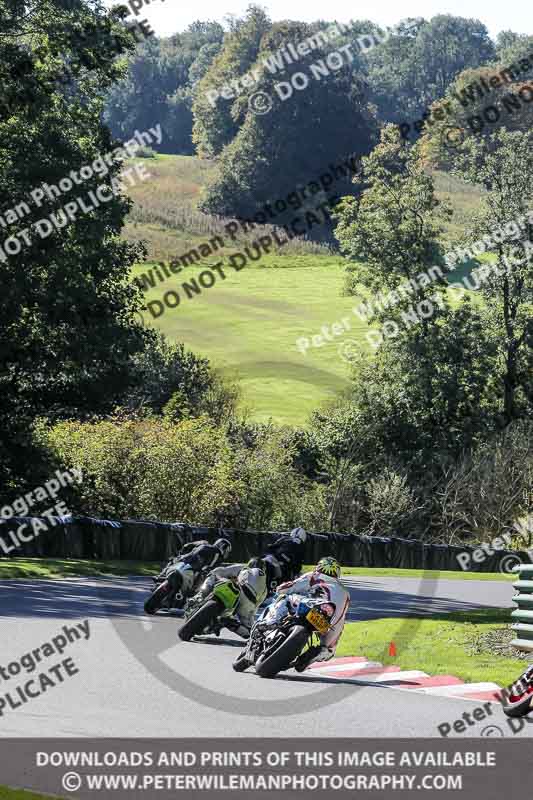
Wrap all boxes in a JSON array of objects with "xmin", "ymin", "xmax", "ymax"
[
  {"xmin": 125, "ymin": 154, "xmax": 484, "ymax": 425},
  {"xmin": 0, "ymin": 558, "xmax": 160, "ymax": 579},
  {"xmin": 134, "ymin": 255, "xmax": 368, "ymax": 424},
  {"xmin": 308, "ymin": 566, "xmax": 515, "ymax": 582},
  {"xmin": 337, "ymin": 608, "xmax": 524, "ymax": 688}
]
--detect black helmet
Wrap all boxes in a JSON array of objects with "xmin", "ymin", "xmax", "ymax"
[{"xmin": 214, "ymin": 538, "xmax": 232, "ymax": 558}]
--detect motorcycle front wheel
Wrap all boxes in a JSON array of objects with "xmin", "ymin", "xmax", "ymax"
[
  {"xmin": 178, "ymin": 598, "xmax": 223, "ymax": 641},
  {"xmin": 255, "ymin": 625, "xmax": 309, "ymax": 679},
  {"xmin": 232, "ymin": 651, "xmax": 251, "ymax": 672},
  {"xmin": 144, "ymin": 581, "xmax": 172, "ymax": 615},
  {"xmin": 501, "ymin": 689, "xmax": 533, "ymax": 718}
]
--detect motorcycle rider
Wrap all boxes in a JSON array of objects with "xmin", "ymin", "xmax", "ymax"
[
  {"xmin": 192, "ymin": 557, "xmax": 268, "ymax": 638},
  {"xmin": 502, "ymin": 664, "xmax": 533, "ymax": 711},
  {"xmin": 153, "ymin": 532, "xmax": 210, "ymax": 582},
  {"xmin": 262, "ymin": 527, "xmax": 307, "ymax": 593},
  {"xmin": 166, "ymin": 537, "xmax": 232, "ymax": 597},
  {"xmin": 274, "ymin": 556, "xmax": 350, "ymax": 672}
]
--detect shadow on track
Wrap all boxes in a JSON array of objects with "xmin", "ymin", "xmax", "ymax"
[{"xmin": 0, "ymin": 576, "xmax": 504, "ymax": 620}]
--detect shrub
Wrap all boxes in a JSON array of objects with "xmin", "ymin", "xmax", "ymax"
[
  {"xmin": 40, "ymin": 416, "xmax": 326, "ymax": 529},
  {"xmin": 433, "ymin": 421, "xmax": 533, "ymax": 544}
]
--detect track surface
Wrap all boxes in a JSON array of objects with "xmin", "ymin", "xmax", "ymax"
[{"xmin": 0, "ymin": 575, "xmax": 529, "ymax": 739}]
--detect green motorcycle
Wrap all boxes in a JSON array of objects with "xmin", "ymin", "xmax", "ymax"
[{"xmin": 178, "ymin": 579, "xmax": 243, "ymax": 641}]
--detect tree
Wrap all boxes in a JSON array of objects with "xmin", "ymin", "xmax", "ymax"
[
  {"xmin": 199, "ymin": 20, "xmax": 376, "ymax": 228},
  {"xmin": 334, "ymin": 124, "xmax": 450, "ymax": 327},
  {"xmin": 103, "ymin": 21, "xmax": 224, "ymax": 154},
  {"xmin": 419, "ymin": 61, "xmax": 533, "ymax": 168},
  {"xmin": 451, "ymin": 128, "xmax": 533, "ymax": 426},
  {"xmin": 0, "ymin": 0, "xmax": 146, "ymax": 490},
  {"xmin": 366, "ymin": 15, "xmax": 495, "ymax": 124},
  {"xmin": 192, "ymin": 4, "xmax": 272, "ymax": 157},
  {"xmin": 332, "ymin": 125, "xmax": 502, "ymax": 465},
  {"xmin": 410, "ymin": 15, "xmax": 495, "ymax": 103},
  {"xmin": 496, "ymin": 31, "xmax": 533, "ymax": 64}
]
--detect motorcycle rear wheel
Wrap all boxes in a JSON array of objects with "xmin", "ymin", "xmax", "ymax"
[
  {"xmin": 255, "ymin": 625, "xmax": 309, "ymax": 679},
  {"xmin": 178, "ymin": 598, "xmax": 223, "ymax": 641}
]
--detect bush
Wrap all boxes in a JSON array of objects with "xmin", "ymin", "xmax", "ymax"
[
  {"xmin": 39, "ymin": 416, "xmax": 326, "ymax": 529},
  {"xmin": 433, "ymin": 420, "xmax": 533, "ymax": 545},
  {"xmin": 365, "ymin": 468, "xmax": 417, "ymax": 537}
]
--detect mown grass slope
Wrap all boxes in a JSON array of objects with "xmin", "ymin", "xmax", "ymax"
[{"xmin": 126, "ymin": 154, "xmax": 483, "ymax": 425}]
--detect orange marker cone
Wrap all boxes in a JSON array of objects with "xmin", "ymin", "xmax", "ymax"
[{"xmin": 388, "ymin": 641, "xmax": 397, "ymax": 657}]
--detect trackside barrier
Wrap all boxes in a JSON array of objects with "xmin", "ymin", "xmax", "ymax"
[
  {"xmin": 0, "ymin": 515, "xmax": 529, "ymax": 571},
  {"xmin": 511, "ymin": 564, "xmax": 533, "ymax": 652}
]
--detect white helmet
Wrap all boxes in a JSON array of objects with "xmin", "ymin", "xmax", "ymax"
[{"xmin": 290, "ymin": 527, "xmax": 307, "ymax": 544}]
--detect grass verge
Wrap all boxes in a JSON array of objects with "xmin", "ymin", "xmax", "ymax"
[
  {"xmin": 0, "ymin": 558, "xmax": 159, "ymax": 579},
  {"xmin": 336, "ymin": 608, "xmax": 523, "ymax": 688},
  {"xmin": 0, "ymin": 559, "xmax": 515, "ymax": 581},
  {"xmin": 0, "ymin": 788, "xmax": 63, "ymax": 800},
  {"xmin": 304, "ymin": 565, "xmax": 514, "ymax": 581}
]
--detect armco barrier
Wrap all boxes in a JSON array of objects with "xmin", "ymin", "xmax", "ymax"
[
  {"xmin": 510, "ymin": 564, "xmax": 533, "ymax": 652},
  {"xmin": 0, "ymin": 514, "xmax": 529, "ymax": 572}
]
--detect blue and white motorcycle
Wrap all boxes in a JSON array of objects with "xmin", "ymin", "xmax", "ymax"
[{"xmin": 232, "ymin": 592, "xmax": 335, "ymax": 678}]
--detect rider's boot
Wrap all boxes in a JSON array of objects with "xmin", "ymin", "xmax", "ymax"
[{"xmin": 293, "ymin": 645, "xmax": 322, "ymax": 672}]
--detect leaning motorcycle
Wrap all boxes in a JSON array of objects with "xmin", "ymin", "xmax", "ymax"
[
  {"xmin": 500, "ymin": 684, "xmax": 533, "ymax": 718},
  {"xmin": 144, "ymin": 560, "xmax": 205, "ymax": 615},
  {"xmin": 232, "ymin": 593, "xmax": 335, "ymax": 678},
  {"xmin": 178, "ymin": 577, "xmax": 245, "ymax": 641}
]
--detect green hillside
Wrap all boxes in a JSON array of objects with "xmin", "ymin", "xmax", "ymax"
[
  {"xmin": 133, "ymin": 256, "xmax": 374, "ymax": 424},
  {"xmin": 127, "ymin": 154, "xmax": 483, "ymax": 426}
]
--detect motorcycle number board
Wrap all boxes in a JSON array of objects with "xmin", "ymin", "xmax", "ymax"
[{"xmin": 306, "ymin": 608, "xmax": 329, "ymax": 634}]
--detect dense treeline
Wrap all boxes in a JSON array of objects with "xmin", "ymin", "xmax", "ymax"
[
  {"xmin": 102, "ymin": 7, "xmax": 533, "ymax": 228},
  {"xmin": 104, "ymin": 7, "xmax": 532, "ymax": 154}
]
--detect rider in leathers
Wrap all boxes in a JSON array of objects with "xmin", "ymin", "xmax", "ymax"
[
  {"xmin": 166, "ymin": 538, "xmax": 232, "ymax": 595},
  {"xmin": 262, "ymin": 527, "xmax": 307, "ymax": 593},
  {"xmin": 275, "ymin": 556, "xmax": 350, "ymax": 671},
  {"xmin": 195, "ymin": 558, "xmax": 268, "ymax": 638}
]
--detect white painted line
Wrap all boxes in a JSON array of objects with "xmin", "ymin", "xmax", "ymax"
[
  {"xmin": 412, "ymin": 682, "xmax": 501, "ymax": 696},
  {"xmin": 314, "ymin": 669, "xmax": 429, "ymax": 683},
  {"xmin": 357, "ymin": 670, "xmax": 429, "ymax": 683},
  {"xmin": 308, "ymin": 661, "xmax": 383, "ymax": 674}
]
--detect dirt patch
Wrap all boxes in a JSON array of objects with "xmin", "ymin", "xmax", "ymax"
[{"xmin": 468, "ymin": 626, "xmax": 529, "ymax": 659}]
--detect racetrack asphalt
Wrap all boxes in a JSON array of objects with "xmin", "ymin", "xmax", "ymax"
[{"xmin": 0, "ymin": 575, "xmax": 529, "ymax": 739}]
